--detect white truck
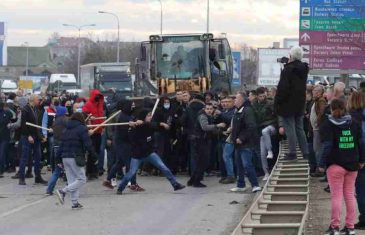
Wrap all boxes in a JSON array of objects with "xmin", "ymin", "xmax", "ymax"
[
  {"xmin": 0, "ymin": 79, "xmax": 18, "ymax": 94},
  {"xmin": 49, "ymin": 74, "xmax": 78, "ymax": 93},
  {"xmin": 80, "ymin": 62, "xmax": 134, "ymax": 99}
]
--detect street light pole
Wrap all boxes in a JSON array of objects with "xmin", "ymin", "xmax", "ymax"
[
  {"xmin": 62, "ymin": 23, "xmax": 95, "ymax": 86},
  {"xmin": 24, "ymin": 42, "xmax": 29, "ymax": 79},
  {"xmin": 98, "ymin": 11, "xmax": 120, "ymax": 63},
  {"xmin": 158, "ymin": 0, "xmax": 163, "ymax": 35},
  {"xmin": 207, "ymin": 0, "xmax": 210, "ymax": 33}
]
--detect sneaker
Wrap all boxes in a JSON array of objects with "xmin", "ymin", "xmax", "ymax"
[
  {"xmin": 173, "ymin": 183, "xmax": 186, "ymax": 191},
  {"xmin": 71, "ymin": 202, "xmax": 83, "ymax": 209},
  {"xmin": 116, "ymin": 189, "xmax": 123, "ymax": 195},
  {"xmin": 219, "ymin": 178, "xmax": 226, "ymax": 184},
  {"xmin": 267, "ymin": 151, "xmax": 274, "ymax": 159},
  {"xmin": 324, "ymin": 185, "xmax": 331, "ymax": 193},
  {"xmin": 230, "ymin": 187, "xmax": 246, "ymax": 192},
  {"xmin": 45, "ymin": 191, "xmax": 53, "ymax": 196},
  {"xmin": 252, "ymin": 186, "xmax": 262, "ymax": 193},
  {"xmin": 56, "ymin": 189, "xmax": 66, "ymax": 205},
  {"xmin": 111, "ymin": 178, "xmax": 117, "ymax": 187},
  {"xmin": 18, "ymin": 178, "xmax": 26, "ymax": 185},
  {"xmin": 102, "ymin": 180, "xmax": 114, "ymax": 189},
  {"xmin": 129, "ymin": 184, "xmax": 145, "ymax": 192},
  {"xmin": 263, "ymin": 174, "xmax": 270, "ymax": 181},
  {"xmin": 11, "ymin": 172, "xmax": 20, "ymax": 179},
  {"xmin": 324, "ymin": 226, "xmax": 340, "ymax": 235},
  {"xmin": 355, "ymin": 222, "xmax": 365, "ymax": 230},
  {"xmin": 221, "ymin": 176, "xmax": 236, "ymax": 184},
  {"xmin": 340, "ymin": 227, "xmax": 355, "ymax": 235},
  {"xmin": 193, "ymin": 182, "xmax": 207, "ymax": 188}
]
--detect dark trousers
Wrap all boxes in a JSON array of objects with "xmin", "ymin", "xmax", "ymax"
[
  {"xmin": 189, "ymin": 137, "xmax": 211, "ymax": 184},
  {"xmin": 19, "ymin": 136, "xmax": 41, "ymax": 179},
  {"xmin": 6, "ymin": 142, "xmax": 16, "ymax": 170},
  {"xmin": 356, "ymin": 168, "xmax": 365, "ymax": 223},
  {"xmin": 0, "ymin": 139, "xmax": 9, "ymax": 173},
  {"xmin": 87, "ymin": 133, "xmax": 101, "ymax": 177}
]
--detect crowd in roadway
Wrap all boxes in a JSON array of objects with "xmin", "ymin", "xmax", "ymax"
[{"xmin": 0, "ymin": 46, "xmax": 364, "ymax": 234}]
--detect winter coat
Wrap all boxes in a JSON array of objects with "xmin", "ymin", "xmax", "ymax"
[
  {"xmin": 57, "ymin": 119, "xmax": 96, "ymax": 160},
  {"xmin": 82, "ymin": 89, "xmax": 105, "ymax": 134},
  {"xmin": 231, "ymin": 105, "xmax": 258, "ymax": 148},
  {"xmin": 319, "ymin": 115, "xmax": 365, "ymax": 171},
  {"xmin": 181, "ymin": 99, "xmax": 205, "ymax": 136},
  {"xmin": 129, "ymin": 122, "xmax": 161, "ymax": 159},
  {"xmin": 42, "ymin": 106, "xmax": 56, "ymax": 138},
  {"xmin": 0, "ymin": 109, "xmax": 13, "ymax": 141},
  {"xmin": 274, "ymin": 60, "xmax": 309, "ymax": 117},
  {"xmin": 20, "ymin": 103, "xmax": 42, "ymax": 139},
  {"xmin": 252, "ymin": 99, "xmax": 277, "ymax": 130},
  {"xmin": 193, "ymin": 111, "xmax": 219, "ymax": 139}
]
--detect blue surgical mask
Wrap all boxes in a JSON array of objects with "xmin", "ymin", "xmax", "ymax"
[
  {"xmin": 76, "ymin": 108, "xmax": 82, "ymax": 113},
  {"xmin": 163, "ymin": 104, "xmax": 170, "ymax": 110},
  {"xmin": 79, "ymin": 101, "xmax": 84, "ymax": 107}
]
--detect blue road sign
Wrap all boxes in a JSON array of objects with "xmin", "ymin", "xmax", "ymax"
[
  {"xmin": 301, "ymin": 5, "xmax": 364, "ymax": 19},
  {"xmin": 232, "ymin": 51, "xmax": 241, "ymax": 87},
  {"xmin": 300, "ymin": 0, "xmax": 364, "ymax": 6}
]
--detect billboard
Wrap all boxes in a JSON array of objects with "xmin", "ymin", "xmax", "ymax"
[
  {"xmin": 257, "ymin": 48, "xmax": 290, "ymax": 86},
  {"xmin": 232, "ymin": 51, "xmax": 241, "ymax": 87},
  {"xmin": 0, "ymin": 22, "xmax": 7, "ymax": 66},
  {"xmin": 299, "ymin": 0, "xmax": 365, "ymax": 71}
]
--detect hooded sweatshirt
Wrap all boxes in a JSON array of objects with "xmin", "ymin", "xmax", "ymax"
[
  {"xmin": 319, "ymin": 114, "xmax": 365, "ymax": 171},
  {"xmin": 82, "ymin": 89, "xmax": 104, "ymax": 134}
]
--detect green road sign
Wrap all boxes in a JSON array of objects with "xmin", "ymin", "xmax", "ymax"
[{"xmin": 300, "ymin": 18, "xmax": 364, "ymax": 31}]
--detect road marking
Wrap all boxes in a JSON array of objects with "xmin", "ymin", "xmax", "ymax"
[{"xmin": 0, "ymin": 196, "xmax": 47, "ymax": 218}]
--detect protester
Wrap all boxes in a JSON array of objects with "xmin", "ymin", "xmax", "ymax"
[
  {"xmin": 0, "ymin": 102, "xmax": 13, "ymax": 177},
  {"xmin": 230, "ymin": 92, "xmax": 261, "ymax": 193},
  {"xmin": 116, "ymin": 109, "xmax": 185, "ymax": 194},
  {"xmin": 319, "ymin": 98, "xmax": 364, "ymax": 235},
  {"xmin": 55, "ymin": 112, "xmax": 98, "ymax": 209},
  {"xmin": 274, "ymin": 46, "xmax": 309, "ymax": 161}
]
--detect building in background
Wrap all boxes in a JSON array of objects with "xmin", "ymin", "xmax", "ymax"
[
  {"xmin": 0, "ymin": 22, "xmax": 7, "ymax": 66},
  {"xmin": 283, "ymin": 38, "xmax": 299, "ymax": 48}
]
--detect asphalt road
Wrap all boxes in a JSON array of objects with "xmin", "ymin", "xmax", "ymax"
[{"xmin": 0, "ymin": 171, "xmax": 256, "ymax": 235}]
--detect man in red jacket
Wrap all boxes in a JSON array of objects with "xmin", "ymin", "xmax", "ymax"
[{"xmin": 82, "ymin": 89, "xmax": 104, "ymax": 180}]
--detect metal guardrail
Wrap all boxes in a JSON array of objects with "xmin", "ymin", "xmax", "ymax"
[{"xmin": 232, "ymin": 141, "xmax": 309, "ymax": 235}]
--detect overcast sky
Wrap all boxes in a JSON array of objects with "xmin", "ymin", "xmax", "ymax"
[{"xmin": 0, "ymin": 0, "xmax": 299, "ymax": 48}]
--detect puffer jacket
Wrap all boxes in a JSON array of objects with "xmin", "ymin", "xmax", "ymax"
[{"xmin": 82, "ymin": 89, "xmax": 105, "ymax": 134}]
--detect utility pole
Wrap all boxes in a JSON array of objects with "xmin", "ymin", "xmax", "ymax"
[
  {"xmin": 98, "ymin": 11, "xmax": 120, "ymax": 62},
  {"xmin": 207, "ymin": 0, "xmax": 210, "ymax": 33}
]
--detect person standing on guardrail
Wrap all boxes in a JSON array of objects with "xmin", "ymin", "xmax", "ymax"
[
  {"xmin": 230, "ymin": 92, "xmax": 261, "ymax": 193},
  {"xmin": 318, "ymin": 98, "xmax": 365, "ymax": 235},
  {"xmin": 274, "ymin": 46, "xmax": 309, "ymax": 161}
]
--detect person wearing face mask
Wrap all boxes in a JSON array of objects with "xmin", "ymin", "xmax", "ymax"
[
  {"xmin": 153, "ymin": 96, "xmax": 175, "ymax": 173},
  {"xmin": 82, "ymin": 89, "xmax": 104, "ymax": 180}
]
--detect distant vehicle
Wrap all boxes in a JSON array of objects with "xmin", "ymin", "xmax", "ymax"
[
  {"xmin": 49, "ymin": 74, "xmax": 77, "ymax": 93},
  {"xmin": 1, "ymin": 79, "xmax": 18, "ymax": 94},
  {"xmin": 80, "ymin": 62, "xmax": 134, "ymax": 99},
  {"xmin": 135, "ymin": 33, "xmax": 233, "ymax": 96}
]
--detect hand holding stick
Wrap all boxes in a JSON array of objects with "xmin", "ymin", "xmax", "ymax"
[
  {"xmin": 90, "ymin": 110, "xmax": 121, "ymax": 135},
  {"xmin": 26, "ymin": 122, "xmax": 52, "ymax": 132}
]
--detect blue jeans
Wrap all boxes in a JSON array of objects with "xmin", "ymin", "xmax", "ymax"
[
  {"xmin": 0, "ymin": 139, "xmax": 9, "ymax": 173},
  {"xmin": 47, "ymin": 164, "xmax": 63, "ymax": 193},
  {"xmin": 223, "ymin": 143, "xmax": 235, "ymax": 177},
  {"xmin": 356, "ymin": 168, "xmax": 365, "ymax": 223},
  {"xmin": 235, "ymin": 147, "xmax": 259, "ymax": 188},
  {"xmin": 281, "ymin": 115, "xmax": 309, "ymax": 156},
  {"xmin": 118, "ymin": 152, "xmax": 177, "ymax": 191},
  {"xmin": 19, "ymin": 136, "xmax": 42, "ymax": 178},
  {"xmin": 47, "ymin": 136, "xmax": 54, "ymax": 168}
]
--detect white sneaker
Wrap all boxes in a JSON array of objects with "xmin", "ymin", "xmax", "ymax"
[
  {"xmin": 252, "ymin": 186, "xmax": 262, "ymax": 193},
  {"xmin": 230, "ymin": 187, "xmax": 246, "ymax": 192},
  {"xmin": 267, "ymin": 151, "xmax": 274, "ymax": 159},
  {"xmin": 111, "ymin": 178, "xmax": 117, "ymax": 187},
  {"xmin": 263, "ymin": 174, "xmax": 269, "ymax": 181}
]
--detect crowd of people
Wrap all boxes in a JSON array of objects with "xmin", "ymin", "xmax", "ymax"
[{"xmin": 0, "ymin": 46, "xmax": 364, "ymax": 234}]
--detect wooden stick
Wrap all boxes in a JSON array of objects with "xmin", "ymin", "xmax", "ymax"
[
  {"xmin": 90, "ymin": 116, "xmax": 107, "ymax": 120},
  {"xmin": 151, "ymin": 98, "xmax": 160, "ymax": 118},
  {"xmin": 87, "ymin": 122, "xmax": 129, "ymax": 128},
  {"xmin": 90, "ymin": 110, "xmax": 121, "ymax": 135},
  {"xmin": 26, "ymin": 122, "xmax": 52, "ymax": 132},
  {"xmin": 85, "ymin": 114, "xmax": 92, "ymax": 122}
]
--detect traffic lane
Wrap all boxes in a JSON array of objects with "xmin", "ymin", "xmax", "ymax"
[{"xmin": 0, "ymin": 175, "xmax": 255, "ymax": 235}]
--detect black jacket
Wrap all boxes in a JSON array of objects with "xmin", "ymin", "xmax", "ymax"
[
  {"xmin": 231, "ymin": 105, "xmax": 258, "ymax": 148},
  {"xmin": 181, "ymin": 99, "xmax": 205, "ymax": 136},
  {"xmin": 20, "ymin": 104, "xmax": 42, "ymax": 139},
  {"xmin": 57, "ymin": 119, "xmax": 96, "ymax": 161},
  {"xmin": 129, "ymin": 122, "xmax": 161, "ymax": 159},
  {"xmin": 0, "ymin": 109, "xmax": 13, "ymax": 141},
  {"xmin": 274, "ymin": 60, "xmax": 309, "ymax": 117}
]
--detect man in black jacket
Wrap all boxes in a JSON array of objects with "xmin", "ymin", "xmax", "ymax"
[
  {"xmin": 230, "ymin": 92, "xmax": 261, "ymax": 193},
  {"xmin": 18, "ymin": 94, "xmax": 47, "ymax": 185},
  {"xmin": 274, "ymin": 46, "xmax": 309, "ymax": 160}
]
